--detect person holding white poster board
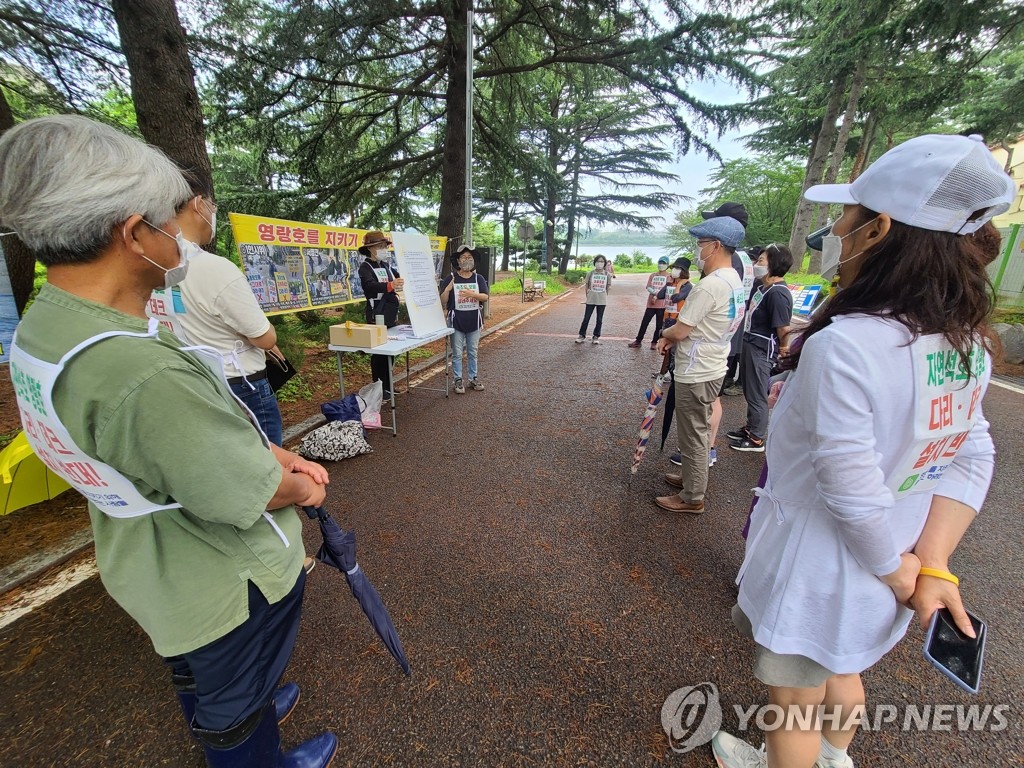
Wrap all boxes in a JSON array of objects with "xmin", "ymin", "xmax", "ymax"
[
  {"xmin": 439, "ymin": 244, "xmax": 489, "ymax": 394},
  {"xmin": 356, "ymin": 230, "xmax": 405, "ymax": 393}
]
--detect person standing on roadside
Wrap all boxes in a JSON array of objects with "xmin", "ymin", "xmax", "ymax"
[
  {"xmin": 148, "ymin": 175, "xmax": 287, "ymax": 447},
  {"xmin": 575, "ymin": 255, "xmax": 611, "ymax": 345},
  {"xmin": 440, "ymin": 244, "xmax": 489, "ymax": 394},
  {"xmin": 357, "ymin": 230, "xmax": 405, "ymax": 395},
  {"xmin": 629, "ymin": 256, "xmax": 670, "ymax": 349},
  {"xmin": 728, "ymin": 243, "xmax": 794, "ymax": 452},
  {"xmin": 654, "ymin": 217, "xmax": 746, "ymax": 515},
  {"xmin": 1, "ymin": 115, "xmax": 337, "ymax": 768},
  {"xmin": 712, "ymin": 133, "xmax": 1014, "ymax": 768}
]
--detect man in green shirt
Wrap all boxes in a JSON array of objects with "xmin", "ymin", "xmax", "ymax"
[{"xmin": 0, "ymin": 116, "xmax": 337, "ymax": 767}]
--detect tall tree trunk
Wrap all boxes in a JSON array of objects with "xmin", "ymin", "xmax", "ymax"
[
  {"xmin": 0, "ymin": 88, "xmax": 35, "ymax": 316},
  {"xmin": 500, "ymin": 195, "xmax": 510, "ymax": 271},
  {"xmin": 111, "ymin": 0, "xmax": 213, "ymax": 208},
  {"xmin": 787, "ymin": 75, "xmax": 847, "ymax": 269},
  {"xmin": 435, "ymin": 0, "xmax": 470, "ymax": 276},
  {"xmin": 999, "ymin": 139, "xmax": 1014, "ymax": 174},
  {"xmin": 559, "ymin": 163, "xmax": 581, "ymax": 274},
  {"xmin": 809, "ymin": 62, "xmax": 866, "ymax": 272},
  {"xmin": 544, "ymin": 194, "xmax": 557, "ymax": 274},
  {"xmin": 849, "ymin": 109, "xmax": 879, "ymax": 182}
]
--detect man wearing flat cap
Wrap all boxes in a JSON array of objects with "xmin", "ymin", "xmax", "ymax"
[{"xmin": 655, "ymin": 216, "xmax": 747, "ymax": 515}]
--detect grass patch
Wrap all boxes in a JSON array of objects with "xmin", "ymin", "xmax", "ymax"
[
  {"xmin": 786, "ymin": 272, "xmax": 831, "ymax": 290},
  {"xmin": 491, "ymin": 272, "xmax": 572, "ymax": 295},
  {"xmin": 274, "ymin": 373, "xmax": 314, "ymax": 404},
  {"xmin": 993, "ymin": 308, "xmax": 1024, "ymax": 325},
  {"xmin": 0, "ymin": 429, "xmax": 21, "ymax": 452}
]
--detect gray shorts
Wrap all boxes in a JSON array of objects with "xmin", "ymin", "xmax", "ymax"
[{"xmin": 732, "ymin": 604, "xmax": 835, "ymax": 689}]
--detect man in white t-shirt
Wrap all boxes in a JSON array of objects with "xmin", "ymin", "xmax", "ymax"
[
  {"xmin": 655, "ymin": 216, "xmax": 746, "ymax": 514},
  {"xmin": 151, "ymin": 183, "xmax": 286, "ymax": 446}
]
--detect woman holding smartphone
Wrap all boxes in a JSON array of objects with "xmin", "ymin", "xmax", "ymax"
[{"xmin": 712, "ymin": 134, "xmax": 1016, "ymax": 768}]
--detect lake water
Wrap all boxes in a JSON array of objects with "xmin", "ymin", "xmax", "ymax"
[{"xmin": 573, "ymin": 243, "xmax": 676, "ymax": 263}]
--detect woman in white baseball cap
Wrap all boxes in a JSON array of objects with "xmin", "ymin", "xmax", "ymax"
[{"xmin": 712, "ymin": 134, "xmax": 1016, "ymax": 768}]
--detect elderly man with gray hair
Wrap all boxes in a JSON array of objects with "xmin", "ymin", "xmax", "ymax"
[{"xmin": 0, "ymin": 115, "xmax": 337, "ymax": 768}]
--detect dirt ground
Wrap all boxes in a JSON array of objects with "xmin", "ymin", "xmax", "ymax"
[{"xmin": 0, "ymin": 289, "xmax": 554, "ymax": 575}]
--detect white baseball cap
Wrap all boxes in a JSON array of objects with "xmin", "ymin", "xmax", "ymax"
[{"xmin": 804, "ymin": 134, "xmax": 1017, "ymax": 235}]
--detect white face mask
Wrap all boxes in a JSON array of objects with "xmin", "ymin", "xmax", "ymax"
[
  {"xmin": 670, "ymin": 268, "xmax": 682, "ymax": 278},
  {"xmin": 821, "ymin": 217, "xmax": 876, "ymax": 280},
  {"xmin": 753, "ymin": 264, "xmax": 769, "ymax": 278},
  {"xmin": 195, "ymin": 199, "xmax": 216, "ymax": 241},
  {"xmin": 138, "ymin": 220, "xmax": 192, "ymax": 288},
  {"xmin": 658, "ymin": 263, "xmax": 668, "ymax": 272},
  {"xmin": 595, "ymin": 262, "xmax": 606, "ymax": 270},
  {"xmin": 694, "ymin": 243, "xmax": 712, "ymax": 272}
]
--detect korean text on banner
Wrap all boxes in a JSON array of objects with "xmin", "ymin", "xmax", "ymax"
[{"xmin": 229, "ymin": 213, "xmax": 448, "ymax": 317}]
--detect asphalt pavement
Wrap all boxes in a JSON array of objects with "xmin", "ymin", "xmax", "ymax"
[{"xmin": 1, "ymin": 274, "xmax": 1021, "ymax": 767}]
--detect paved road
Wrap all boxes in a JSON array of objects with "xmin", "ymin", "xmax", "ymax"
[{"xmin": 1, "ymin": 274, "xmax": 1021, "ymax": 766}]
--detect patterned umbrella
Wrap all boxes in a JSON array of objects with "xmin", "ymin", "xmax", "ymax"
[{"xmin": 630, "ymin": 353, "xmax": 672, "ymax": 478}]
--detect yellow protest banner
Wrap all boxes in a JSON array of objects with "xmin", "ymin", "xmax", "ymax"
[{"xmin": 228, "ymin": 213, "xmax": 447, "ymax": 316}]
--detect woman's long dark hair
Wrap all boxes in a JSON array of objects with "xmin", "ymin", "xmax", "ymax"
[{"xmin": 783, "ymin": 206, "xmax": 996, "ymax": 376}]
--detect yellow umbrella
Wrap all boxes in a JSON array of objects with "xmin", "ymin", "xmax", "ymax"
[{"xmin": 0, "ymin": 431, "xmax": 72, "ymax": 515}]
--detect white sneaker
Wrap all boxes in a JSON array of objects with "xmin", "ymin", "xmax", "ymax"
[
  {"xmin": 815, "ymin": 753, "xmax": 855, "ymax": 768},
  {"xmin": 574, "ymin": 336, "xmax": 585, "ymax": 344},
  {"xmin": 591, "ymin": 337, "xmax": 600, "ymax": 345},
  {"xmin": 711, "ymin": 731, "xmax": 767, "ymax": 768}
]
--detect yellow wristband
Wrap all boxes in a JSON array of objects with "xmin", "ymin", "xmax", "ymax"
[{"xmin": 918, "ymin": 567, "xmax": 960, "ymax": 586}]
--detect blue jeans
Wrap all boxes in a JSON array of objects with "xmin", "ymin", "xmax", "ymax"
[
  {"xmin": 229, "ymin": 376, "xmax": 283, "ymax": 446},
  {"xmin": 452, "ymin": 328, "xmax": 480, "ymax": 381}
]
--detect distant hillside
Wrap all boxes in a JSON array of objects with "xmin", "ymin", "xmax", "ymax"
[{"xmin": 577, "ymin": 230, "xmax": 671, "ymax": 246}]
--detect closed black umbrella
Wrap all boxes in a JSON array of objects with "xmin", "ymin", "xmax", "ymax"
[
  {"xmin": 660, "ymin": 357, "xmax": 676, "ymax": 450},
  {"xmin": 304, "ymin": 506, "xmax": 411, "ymax": 676}
]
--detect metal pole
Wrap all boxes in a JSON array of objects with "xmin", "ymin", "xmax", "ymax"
[{"xmin": 464, "ymin": 3, "xmax": 474, "ymax": 249}]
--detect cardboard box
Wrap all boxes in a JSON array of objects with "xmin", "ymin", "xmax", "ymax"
[{"xmin": 329, "ymin": 322, "xmax": 388, "ymax": 348}]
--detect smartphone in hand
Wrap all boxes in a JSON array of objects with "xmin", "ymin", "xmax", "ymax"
[{"xmin": 923, "ymin": 607, "xmax": 987, "ymax": 694}]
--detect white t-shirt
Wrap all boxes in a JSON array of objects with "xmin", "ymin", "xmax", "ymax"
[
  {"xmin": 674, "ymin": 268, "xmax": 745, "ymax": 383},
  {"xmin": 737, "ymin": 315, "xmax": 994, "ymax": 674},
  {"xmin": 175, "ymin": 250, "xmax": 272, "ymax": 377}
]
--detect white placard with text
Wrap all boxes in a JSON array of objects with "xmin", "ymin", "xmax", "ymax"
[{"xmin": 391, "ymin": 232, "xmax": 447, "ymax": 337}]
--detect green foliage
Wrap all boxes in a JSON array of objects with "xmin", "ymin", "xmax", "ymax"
[
  {"xmin": 274, "ymin": 373, "xmax": 313, "ymax": 404},
  {"xmin": 666, "ymin": 209, "xmax": 704, "ymax": 259},
  {"xmin": 944, "ymin": 31, "xmax": 1024, "ymax": 147},
  {"xmin": 993, "ymin": 308, "xmax": 1024, "ymax": 325},
  {"xmin": 562, "ymin": 269, "xmax": 587, "ymax": 285},
  {"xmin": 490, "ymin": 272, "xmax": 568, "ymax": 295},
  {"xmin": 697, "ymin": 157, "xmax": 806, "ymax": 246},
  {"xmin": 786, "ymin": 271, "xmax": 831, "ymax": 291},
  {"xmin": 614, "ymin": 253, "xmax": 634, "ymax": 269},
  {"xmin": 0, "ymin": 1, "xmax": 124, "ymax": 115},
  {"xmin": 269, "ymin": 317, "xmax": 308, "ymax": 372},
  {"xmin": 83, "ymin": 86, "xmax": 139, "ymax": 134},
  {"xmin": 632, "ymin": 251, "xmax": 653, "ymax": 268}
]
